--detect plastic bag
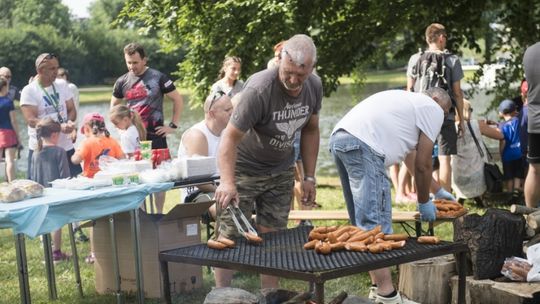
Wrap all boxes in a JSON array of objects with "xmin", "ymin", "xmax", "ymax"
[
  {"xmin": 527, "ymin": 242, "xmax": 540, "ymax": 282},
  {"xmin": 501, "ymin": 256, "xmax": 531, "ymax": 281},
  {"xmin": 10, "ymin": 179, "xmax": 44, "ymax": 198}
]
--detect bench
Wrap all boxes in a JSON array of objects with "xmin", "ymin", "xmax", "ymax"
[{"xmin": 288, "ymin": 210, "xmax": 450, "ymax": 236}]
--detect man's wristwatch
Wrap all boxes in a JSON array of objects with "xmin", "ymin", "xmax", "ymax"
[
  {"xmin": 168, "ymin": 122, "xmax": 178, "ymax": 129},
  {"xmin": 304, "ymin": 176, "xmax": 316, "ymax": 184}
]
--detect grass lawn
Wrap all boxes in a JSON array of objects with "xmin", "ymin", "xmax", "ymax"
[{"xmin": 0, "ymin": 177, "xmax": 485, "ymax": 303}]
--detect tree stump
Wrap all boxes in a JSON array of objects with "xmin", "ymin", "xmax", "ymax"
[
  {"xmin": 454, "ymin": 208, "xmax": 526, "ymax": 279},
  {"xmin": 398, "ymin": 255, "xmax": 456, "ymax": 303}
]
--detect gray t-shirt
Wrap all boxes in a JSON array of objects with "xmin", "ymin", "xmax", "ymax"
[
  {"xmin": 112, "ymin": 67, "xmax": 176, "ymax": 128},
  {"xmin": 231, "ymin": 68, "xmax": 323, "ymax": 174},
  {"xmin": 30, "ymin": 146, "xmax": 70, "ymax": 187},
  {"xmin": 406, "ymin": 50, "xmax": 464, "ymax": 119},
  {"xmin": 524, "ymin": 42, "xmax": 540, "ymax": 133}
]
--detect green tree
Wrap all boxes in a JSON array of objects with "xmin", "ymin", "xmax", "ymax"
[
  {"xmin": 12, "ymin": 0, "xmax": 72, "ymax": 34},
  {"xmin": 119, "ymin": 0, "xmax": 492, "ymax": 105}
]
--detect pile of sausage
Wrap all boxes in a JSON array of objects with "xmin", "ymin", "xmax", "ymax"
[
  {"xmin": 434, "ymin": 199, "xmax": 466, "ymax": 218},
  {"xmin": 304, "ymin": 225, "xmax": 441, "ymax": 255},
  {"xmin": 207, "ymin": 232, "xmax": 263, "ymax": 250}
]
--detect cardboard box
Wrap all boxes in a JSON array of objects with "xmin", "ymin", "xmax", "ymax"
[{"xmin": 93, "ymin": 201, "xmax": 213, "ymax": 298}]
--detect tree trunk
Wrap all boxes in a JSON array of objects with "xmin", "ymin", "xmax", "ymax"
[
  {"xmin": 510, "ymin": 204, "xmax": 538, "ymax": 215},
  {"xmin": 526, "ymin": 210, "xmax": 540, "ymax": 230},
  {"xmin": 454, "ymin": 208, "xmax": 526, "ymax": 279}
]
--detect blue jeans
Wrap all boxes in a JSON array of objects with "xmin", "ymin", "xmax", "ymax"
[{"xmin": 329, "ymin": 130, "xmax": 392, "ymax": 234}]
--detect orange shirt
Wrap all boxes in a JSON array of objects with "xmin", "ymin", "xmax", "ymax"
[{"xmin": 78, "ymin": 136, "xmax": 124, "ymax": 178}]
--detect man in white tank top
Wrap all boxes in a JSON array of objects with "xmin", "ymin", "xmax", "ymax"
[{"xmin": 178, "ymin": 92, "xmax": 233, "ymax": 217}]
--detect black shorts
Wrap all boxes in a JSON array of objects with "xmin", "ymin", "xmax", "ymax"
[
  {"xmin": 502, "ymin": 158, "xmax": 525, "ymax": 180},
  {"xmin": 528, "ymin": 133, "xmax": 540, "ymax": 164},
  {"xmin": 146, "ymin": 121, "xmax": 168, "ymax": 149},
  {"xmin": 437, "ymin": 119, "xmax": 457, "ymax": 155}
]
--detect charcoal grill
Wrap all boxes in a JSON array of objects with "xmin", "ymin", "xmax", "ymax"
[{"xmin": 159, "ymin": 226, "xmax": 468, "ymax": 304}]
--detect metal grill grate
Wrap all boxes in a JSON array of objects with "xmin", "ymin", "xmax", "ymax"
[{"xmin": 161, "ymin": 226, "xmax": 465, "ymax": 274}]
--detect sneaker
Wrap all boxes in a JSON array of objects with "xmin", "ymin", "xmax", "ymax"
[
  {"xmin": 52, "ymin": 250, "xmax": 71, "ymax": 264},
  {"xmin": 375, "ymin": 292, "xmax": 419, "ymax": 304},
  {"xmin": 368, "ymin": 286, "xmax": 378, "ymax": 300},
  {"xmin": 74, "ymin": 228, "xmax": 89, "ymax": 243},
  {"xmin": 85, "ymin": 252, "xmax": 96, "ymax": 264}
]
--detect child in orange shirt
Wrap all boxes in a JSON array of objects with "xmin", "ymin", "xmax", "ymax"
[
  {"xmin": 71, "ymin": 112, "xmax": 125, "ymax": 264},
  {"xmin": 71, "ymin": 113, "xmax": 125, "ymax": 178}
]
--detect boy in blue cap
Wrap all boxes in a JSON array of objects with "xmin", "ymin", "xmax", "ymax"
[{"xmin": 498, "ymin": 99, "xmax": 525, "ymax": 193}]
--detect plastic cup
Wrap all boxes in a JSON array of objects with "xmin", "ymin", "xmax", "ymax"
[{"xmin": 140, "ymin": 141, "xmax": 152, "ymax": 151}]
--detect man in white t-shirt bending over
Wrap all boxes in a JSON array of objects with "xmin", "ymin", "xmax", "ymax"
[
  {"xmin": 178, "ymin": 91, "xmax": 233, "ymax": 218},
  {"xmin": 329, "ymin": 88, "xmax": 453, "ymax": 304}
]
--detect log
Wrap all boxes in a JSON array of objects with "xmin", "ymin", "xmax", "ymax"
[
  {"xmin": 523, "ymin": 234, "xmax": 540, "ymax": 254},
  {"xmin": 510, "ymin": 204, "xmax": 538, "ymax": 215},
  {"xmin": 454, "ymin": 208, "xmax": 525, "ymax": 279},
  {"xmin": 526, "ymin": 210, "xmax": 540, "ymax": 230},
  {"xmin": 525, "ymin": 226, "xmax": 538, "ymax": 238},
  {"xmin": 398, "ymin": 255, "xmax": 456, "ymax": 303}
]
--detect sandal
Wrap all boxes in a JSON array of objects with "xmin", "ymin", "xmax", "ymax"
[{"xmin": 85, "ymin": 252, "xmax": 96, "ymax": 264}]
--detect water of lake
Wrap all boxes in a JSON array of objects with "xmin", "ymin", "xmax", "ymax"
[{"xmin": 12, "ymin": 83, "xmax": 498, "ymax": 177}]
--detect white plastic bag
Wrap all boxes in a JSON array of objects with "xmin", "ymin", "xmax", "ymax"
[{"xmin": 527, "ymin": 242, "xmax": 540, "ymax": 282}]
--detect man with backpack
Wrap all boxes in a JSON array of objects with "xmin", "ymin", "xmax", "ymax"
[{"xmin": 406, "ymin": 23, "xmax": 465, "ymax": 193}]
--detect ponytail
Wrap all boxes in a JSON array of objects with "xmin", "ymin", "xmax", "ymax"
[
  {"xmin": 35, "ymin": 117, "xmax": 61, "ymax": 151},
  {"xmin": 110, "ymin": 104, "xmax": 146, "ymax": 140},
  {"xmin": 130, "ymin": 110, "xmax": 147, "ymax": 141}
]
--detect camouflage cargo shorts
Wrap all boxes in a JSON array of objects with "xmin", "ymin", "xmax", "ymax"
[{"xmin": 215, "ymin": 168, "xmax": 294, "ymax": 239}]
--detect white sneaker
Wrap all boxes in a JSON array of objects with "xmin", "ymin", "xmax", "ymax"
[
  {"xmin": 374, "ymin": 292, "xmax": 420, "ymax": 304},
  {"xmin": 368, "ymin": 286, "xmax": 378, "ymax": 300}
]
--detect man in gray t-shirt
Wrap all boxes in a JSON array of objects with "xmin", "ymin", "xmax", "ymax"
[
  {"xmin": 214, "ymin": 34, "xmax": 322, "ymax": 289},
  {"xmin": 406, "ymin": 23, "xmax": 465, "ymax": 194},
  {"xmin": 523, "ymin": 42, "xmax": 540, "ymax": 207}
]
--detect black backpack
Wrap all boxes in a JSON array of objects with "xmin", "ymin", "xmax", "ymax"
[{"xmin": 411, "ymin": 50, "xmax": 449, "ymax": 93}]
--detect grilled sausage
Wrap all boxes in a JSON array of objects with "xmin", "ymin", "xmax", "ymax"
[
  {"xmin": 345, "ymin": 241, "xmax": 367, "ymax": 252},
  {"xmin": 330, "ymin": 242, "xmax": 346, "ymax": 251},
  {"xmin": 244, "ymin": 232, "xmax": 263, "ymax": 244},
  {"xmin": 383, "ymin": 234, "xmax": 409, "ymax": 241},
  {"xmin": 318, "ymin": 242, "xmax": 332, "ymax": 255},
  {"xmin": 417, "ymin": 236, "xmax": 440, "ymax": 244},
  {"xmin": 304, "ymin": 239, "xmax": 318, "ymax": 250},
  {"xmin": 217, "ymin": 235, "xmax": 235, "ymax": 248},
  {"xmin": 368, "ymin": 243, "xmax": 384, "ymax": 253},
  {"xmin": 207, "ymin": 239, "xmax": 227, "ymax": 250}
]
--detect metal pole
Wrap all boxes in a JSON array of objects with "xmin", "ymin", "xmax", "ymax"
[
  {"xmin": 315, "ymin": 282, "xmax": 325, "ymax": 304},
  {"xmin": 458, "ymin": 251, "xmax": 466, "ymax": 304},
  {"xmin": 130, "ymin": 209, "xmax": 145, "ymax": 304},
  {"xmin": 15, "ymin": 234, "xmax": 31, "ymax": 304},
  {"xmin": 67, "ymin": 223, "xmax": 83, "ymax": 297},
  {"xmin": 109, "ymin": 215, "xmax": 123, "ymax": 304},
  {"xmin": 42, "ymin": 233, "xmax": 57, "ymax": 300},
  {"xmin": 160, "ymin": 260, "xmax": 171, "ymax": 304}
]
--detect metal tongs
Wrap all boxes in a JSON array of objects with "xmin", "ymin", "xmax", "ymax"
[{"xmin": 226, "ymin": 205, "xmax": 258, "ymax": 237}]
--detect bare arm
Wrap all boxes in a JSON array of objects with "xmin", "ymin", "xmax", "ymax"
[
  {"xmin": 452, "ymin": 81, "xmax": 465, "ymax": 136},
  {"xmin": 155, "ymin": 90, "xmax": 184, "ymax": 136},
  {"xmin": 214, "ymin": 124, "xmax": 245, "ymax": 208},
  {"xmin": 300, "ymin": 114, "xmax": 320, "ymax": 204},
  {"xmin": 20, "ymin": 104, "xmax": 39, "ymax": 128},
  {"xmin": 406, "ymin": 76, "xmax": 415, "ymax": 92},
  {"xmin": 182, "ymin": 129, "xmax": 216, "ymax": 193},
  {"xmin": 65, "ymin": 98, "xmax": 76, "ymax": 122},
  {"xmin": 414, "ymin": 132, "xmax": 435, "ymax": 203},
  {"xmin": 403, "ymin": 149, "xmax": 443, "ymax": 199},
  {"xmin": 478, "ymin": 119, "xmax": 504, "ymax": 140},
  {"xmin": 71, "ymin": 151, "xmax": 82, "ymax": 165},
  {"xmin": 110, "ymin": 96, "xmax": 122, "ymax": 109}
]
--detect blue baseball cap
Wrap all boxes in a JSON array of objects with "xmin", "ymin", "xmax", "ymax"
[{"xmin": 498, "ymin": 99, "xmax": 516, "ymax": 114}]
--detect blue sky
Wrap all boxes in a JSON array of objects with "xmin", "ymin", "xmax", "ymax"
[{"xmin": 62, "ymin": 0, "xmax": 93, "ymax": 18}]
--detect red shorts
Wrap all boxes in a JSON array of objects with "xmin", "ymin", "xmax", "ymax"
[{"xmin": 0, "ymin": 129, "xmax": 17, "ymax": 149}]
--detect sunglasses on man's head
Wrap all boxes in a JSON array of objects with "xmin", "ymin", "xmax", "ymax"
[
  {"xmin": 37, "ymin": 53, "xmax": 57, "ymax": 67},
  {"xmin": 208, "ymin": 90, "xmax": 226, "ymax": 110}
]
